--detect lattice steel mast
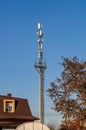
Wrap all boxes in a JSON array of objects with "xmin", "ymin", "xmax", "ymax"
[{"xmin": 34, "ymin": 23, "xmax": 47, "ymax": 123}]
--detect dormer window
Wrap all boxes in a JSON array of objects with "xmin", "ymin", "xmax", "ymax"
[{"xmin": 3, "ymin": 99, "xmax": 15, "ymax": 113}]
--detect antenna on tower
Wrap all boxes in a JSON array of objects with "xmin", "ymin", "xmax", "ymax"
[{"xmin": 34, "ymin": 22, "xmax": 47, "ymax": 123}]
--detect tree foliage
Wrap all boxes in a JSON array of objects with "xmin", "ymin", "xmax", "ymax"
[{"xmin": 47, "ymin": 57, "xmax": 86, "ymax": 121}]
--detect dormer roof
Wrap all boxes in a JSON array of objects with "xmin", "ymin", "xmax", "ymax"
[{"xmin": 0, "ymin": 94, "xmax": 38, "ymax": 128}]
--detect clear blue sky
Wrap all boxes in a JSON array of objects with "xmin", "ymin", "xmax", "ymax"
[{"xmin": 0, "ymin": 0, "xmax": 86, "ymax": 126}]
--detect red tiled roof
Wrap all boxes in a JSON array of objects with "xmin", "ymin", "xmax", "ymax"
[{"xmin": 0, "ymin": 94, "xmax": 39, "ymax": 128}]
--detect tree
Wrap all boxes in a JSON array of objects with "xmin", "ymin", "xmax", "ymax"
[{"xmin": 47, "ymin": 57, "xmax": 86, "ymax": 124}]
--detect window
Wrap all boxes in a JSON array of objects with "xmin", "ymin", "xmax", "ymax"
[{"xmin": 3, "ymin": 100, "xmax": 15, "ymax": 113}]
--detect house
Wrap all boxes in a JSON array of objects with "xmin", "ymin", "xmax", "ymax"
[{"xmin": 0, "ymin": 93, "xmax": 38, "ymax": 129}]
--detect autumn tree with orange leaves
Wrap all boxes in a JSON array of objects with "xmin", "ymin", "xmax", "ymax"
[{"xmin": 47, "ymin": 57, "xmax": 86, "ymax": 124}]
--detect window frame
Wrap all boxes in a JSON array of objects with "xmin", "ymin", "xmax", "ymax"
[{"xmin": 3, "ymin": 99, "xmax": 15, "ymax": 113}]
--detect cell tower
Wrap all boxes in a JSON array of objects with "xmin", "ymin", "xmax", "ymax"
[{"xmin": 34, "ymin": 23, "xmax": 47, "ymax": 123}]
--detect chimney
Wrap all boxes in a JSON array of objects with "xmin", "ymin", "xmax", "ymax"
[{"xmin": 7, "ymin": 93, "xmax": 12, "ymax": 97}]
